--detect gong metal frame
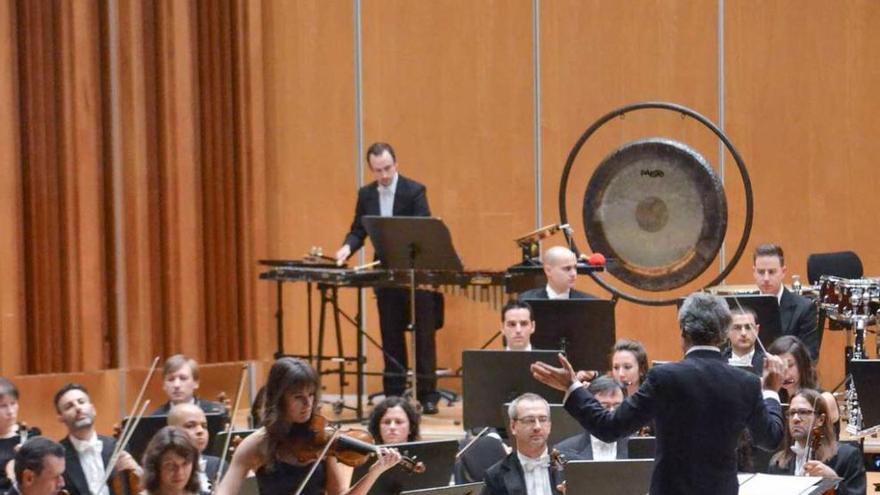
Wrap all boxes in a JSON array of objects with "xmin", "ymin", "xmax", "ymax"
[{"xmin": 558, "ymin": 101, "xmax": 754, "ymax": 306}]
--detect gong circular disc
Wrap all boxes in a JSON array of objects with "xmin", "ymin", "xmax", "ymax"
[{"xmin": 583, "ymin": 138, "xmax": 727, "ymax": 291}]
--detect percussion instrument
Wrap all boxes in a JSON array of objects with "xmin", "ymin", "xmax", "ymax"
[{"xmin": 818, "ymin": 275, "xmax": 880, "ymax": 323}]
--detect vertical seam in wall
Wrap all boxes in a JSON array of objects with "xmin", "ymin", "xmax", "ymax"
[
  {"xmin": 717, "ymin": 0, "xmax": 726, "ymax": 275},
  {"xmin": 105, "ymin": 0, "xmax": 128, "ymax": 417},
  {"xmin": 532, "ymin": 0, "xmax": 541, "ymax": 230},
  {"xmin": 352, "ymin": 0, "xmax": 367, "ymax": 397}
]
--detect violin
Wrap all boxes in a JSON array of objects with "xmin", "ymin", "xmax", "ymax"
[
  {"xmin": 288, "ymin": 414, "xmax": 425, "ymax": 473},
  {"xmin": 807, "ymin": 424, "xmax": 835, "ymax": 495}
]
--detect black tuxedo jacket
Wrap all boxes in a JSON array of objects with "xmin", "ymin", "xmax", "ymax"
[
  {"xmin": 341, "ymin": 175, "xmax": 430, "ymax": 255},
  {"xmin": 203, "ymin": 454, "xmax": 223, "ymax": 485},
  {"xmin": 60, "ymin": 434, "xmax": 118, "ymax": 495},
  {"xmin": 721, "ymin": 347, "xmax": 765, "ymax": 375},
  {"xmin": 564, "ymin": 349, "xmax": 784, "ymax": 495},
  {"xmin": 518, "ymin": 287, "xmax": 595, "ymax": 300},
  {"xmin": 779, "ymin": 288, "xmax": 819, "ymax": 359},
  {"xmin": 481, "ymin": 452, "xmax": 564, "ymax": 495},
  {"xmin": 552, "ymin": 432, "xmax": 628, "ymax": 461},
  {"xmin": 767, "ymin": 443, "xmax": 865, "ymax": 495}
]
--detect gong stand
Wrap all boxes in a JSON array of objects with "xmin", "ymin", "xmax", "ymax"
[{"xmin": 559, "ymin": 101, "xmax": 754, "ymax": 306}]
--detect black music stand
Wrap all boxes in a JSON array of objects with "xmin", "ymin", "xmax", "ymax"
[
  {"xmin": 626, "ymin": 436, "xmax": 656, "ymax": 459},
  {"xmin": 850, "ymin": 359, "xmax": 880, "ymax": 434},
  {"xmin": 678, "ymin": 295, "xmax": 782, "ymax": 348},
  {"xmin": 563, "ymin": 459, "xmax": 654, "ymax": 495},
  {"xmin": 462, "ymin": 350, "xmax": 564, "ymax": 429},
  {"xmin": 401, "ymin": 482, "xmax": 483, "ymax": 495},
  {"xmin": 121, "ymin": 412, "xmax": 226, "ymax": 462},
  {"xmin": 350, "ymin": 439, "xmax": 459, "ymax": 495},
  {"xmin": 363, "ymin": 216, "xmax": 463, "ymax": 404},
  {"xmin": 524, "ymin": 299, "xmax": 616, "ymax": 372},
  {"xmin": 208, "ymin": 428, "xmax": 257, "ymax": 457}
]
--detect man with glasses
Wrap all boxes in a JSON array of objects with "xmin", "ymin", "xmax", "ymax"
[
  {"xmin": 723, "ymin": 308, "xmax": 764, "ymax": 374},
  {"xmin": 768, "ymin": 389, "xmax": 865, "ymax": 494},
  {"xmin": 532, "ymin": 292, "xmax": 787, "ymax": 495},
  {"xmin": 482, "ymin": 393, "xmax": 563, "ymax": 495},
  {"xmin": 553, "ymin": 376, "xmax": 628, "ymax": 461}
]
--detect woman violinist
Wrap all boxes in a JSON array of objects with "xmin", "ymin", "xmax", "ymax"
[
  {"xmin": 141, "ymin": 426, "xmax": 205, "ymax": 495},
  {"xmin": 215, "ymin": 358, "xmax": 401, "ymax": 495},
  {"xmin": 0, "ymin": 378, "xmax": 41, "ymax": 492}
]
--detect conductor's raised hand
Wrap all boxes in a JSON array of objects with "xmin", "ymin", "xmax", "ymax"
[
  {"xmin": 531, "ymin": 353, "xmax": 577, "ymax": 392},
  {"xmin": 762, "ymin": 353, "xmax": 785, "ymax": 391}
]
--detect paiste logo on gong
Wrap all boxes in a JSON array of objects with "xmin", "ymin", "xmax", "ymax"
[{"xmin": 640, "ymin": 169, "xmax": 665, "ymax": 178}]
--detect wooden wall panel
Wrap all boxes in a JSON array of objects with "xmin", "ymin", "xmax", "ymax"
[
  {"xmin": 261, "ymin": 0, "xmax": 357, "ymax": 382},
  {"xmin": 0, "ymin": 0, "xmax": 24, "ymax": 375},
  {"xmin": 360, "ymin": 0, "xmax": 535, "ymax": 391},
  {"xmin": 540, "ymin": 1, "xmax": 719, "ymax": 365},
  {"xmin": 725, "ymin": 1, "xmax": 880, "ymax": 388}
]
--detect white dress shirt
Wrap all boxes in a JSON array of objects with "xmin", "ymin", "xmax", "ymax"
[
  {"xmin": 589, "ymin": 435, "xmax": 617, "ymax": 460},
  {"xmin": 516, "ymin": 448, "xmax": 553, "ymax": 495},
  {"xmin": 69, "ymin": 433, "xmax": 110, "ymax": 495},
  {"xmin": 378, "ymin": 173, "xmax": 399, "ymax": 217},
  {"xmin": 505, "ymin": 344, "xmax": 533, "ymax": 351},
  {"xmin": 545, "ymin": 284, "xmax": 570, "ymax": 300},
  {"xmin": 728, "ymin": 348, "xmax": 755, "ymax": 366}
]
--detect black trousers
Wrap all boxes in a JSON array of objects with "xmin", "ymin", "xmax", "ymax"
[{"xmin": 375, "ymin": 288, "xmax": 439, "ymax": 403}]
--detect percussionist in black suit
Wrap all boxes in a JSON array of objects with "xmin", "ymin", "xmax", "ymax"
[
  {"xmin": 531, "ymin": 293, "xmax": 786, "ymax": 495},
  {"xmin": 519, "ymin": 246, "xmax": 594, "ymax": 300},
  {"xmin": 334, "ymin": 142, "xmax": 441, "ymax": 414},
  {"xmin": 752, "ymin": 243, "xmax": 819, "ymax": 359}
]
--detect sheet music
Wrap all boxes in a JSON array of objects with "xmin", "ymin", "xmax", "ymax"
[{"xmin": 737, "ymin": 473, "xmax": 821, "ymax": 495}]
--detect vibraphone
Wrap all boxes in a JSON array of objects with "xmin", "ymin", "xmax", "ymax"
[{"xmin": 258, "ymin": 260, "xmax": 600, "ymax": 420}]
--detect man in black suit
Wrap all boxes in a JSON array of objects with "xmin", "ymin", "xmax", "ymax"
[
  {"xmin": 753, "ymin": 243, "xmax": 819, "ymax": 359},
  {"xmin": 767, "ymin": 389, "xmax": 865, "ymax": 494},
  {"xmin": 167, "ymin": 403, "xmax": 224, "ymax": 491},
  {"xmin": 8, "ymin": 437, "xmax": 66, "ymax": 495},
  {"xmin": 552, "ymin": 376, "xmax": 628, "ymax": 461},
  {"xmin": 532, "ymin": 293, "xmax": 786, "ymax": 495},
  {"xmin": 722, "ymin": 307, "xmax": 765, "ymax": 375},
  {"xmin": 518, "ymin": 246, "xmax": 594, "ymax": 300},
  {"xmin": 335, "ymin": 142, "xmax": 441, "ymax": 413},
  {"xmin": 150, "ymin": 354, "xmax": 226, "ymax": 418},
  {"xmin": 482, "ymin": 393, "xmax": 563, "ymax": 495},
  {"xmin": 54, "ymin": 384, "xmax": 141, "ymax": 495}
]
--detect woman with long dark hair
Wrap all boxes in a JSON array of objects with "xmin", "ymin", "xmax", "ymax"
[
  {"xmin": 141, "ymin": 426, "xmax": 203, "ymax": 495},
  {"xmin": 216, "ymin": 358, "xmax": 400, "ymax": 495}
]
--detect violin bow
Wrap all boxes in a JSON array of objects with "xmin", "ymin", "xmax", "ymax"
[
  {"xmin": 292, "ymin": 428, "xmax": 341, "ymax": 495},
  {"xmin": 102, "ymin": 355, "xmax": 160, "ymax": 485},
  {"xmin": 214, "ymin": 364, "xmax": 249, "ymax": 489}
]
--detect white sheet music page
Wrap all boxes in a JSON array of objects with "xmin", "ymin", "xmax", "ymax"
[{"xmin": 737, "ymin": 473, "xmax": 822, "ymax": 495}]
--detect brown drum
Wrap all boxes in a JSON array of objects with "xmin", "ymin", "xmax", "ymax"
[{"xmin": 819, "ymin": 275, "xmax": 880, "ymax": 322}]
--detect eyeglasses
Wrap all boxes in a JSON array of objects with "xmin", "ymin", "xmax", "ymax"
[
  {"xmin": 515, "ymin": 416, "xmax": 550, "ymax": 426},
  {"xmin": 786, "ymin": 408, "xmax": 815, "ymax": 418}
]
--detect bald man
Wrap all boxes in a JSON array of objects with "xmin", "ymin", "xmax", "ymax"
[
  {"xmin": 168, "ymin": 403, "xmax": 224, "ymax": 491},
  {"xmin": 519, "ymin": 246, "xmax": 595, "ymax": 300}
]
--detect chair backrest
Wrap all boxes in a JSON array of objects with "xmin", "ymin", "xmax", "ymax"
[{"xmin": 806, "ymin": 251, "xmax": 863, "ymax": 284}]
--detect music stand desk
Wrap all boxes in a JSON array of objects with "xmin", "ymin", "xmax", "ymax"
[
  {"xmin": 401, "ymin": 483, "xmax": 483, "ymax": 495},
  {"xmin": 564, "ymin": 459, "xmax": 653, "ymax": 495},
  {"xmin": 524, "ymin": 299, "xmax": 616, "ymax": 373},
  {"xmin": 462, "ymin": 350, "xmax": 564, "ymax": 430},
  {"xmin": 123, "ymin": 412, "xmax": 226, "ymax": 463},
  {"xmin": 351, "ymin": 439, "xmax": 459, "ymax": 495},
  {"xmin": 626, "ymin": 436, "xmax": 656, "ymax": 459}
]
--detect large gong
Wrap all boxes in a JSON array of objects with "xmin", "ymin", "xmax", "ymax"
[
  {"xmin": 583, "ymin": 138, "xmax": 727, "ymax": 291},
  {"xmin": 559, "ymin": 101, "xmax": 753, "ymax": 306}
]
